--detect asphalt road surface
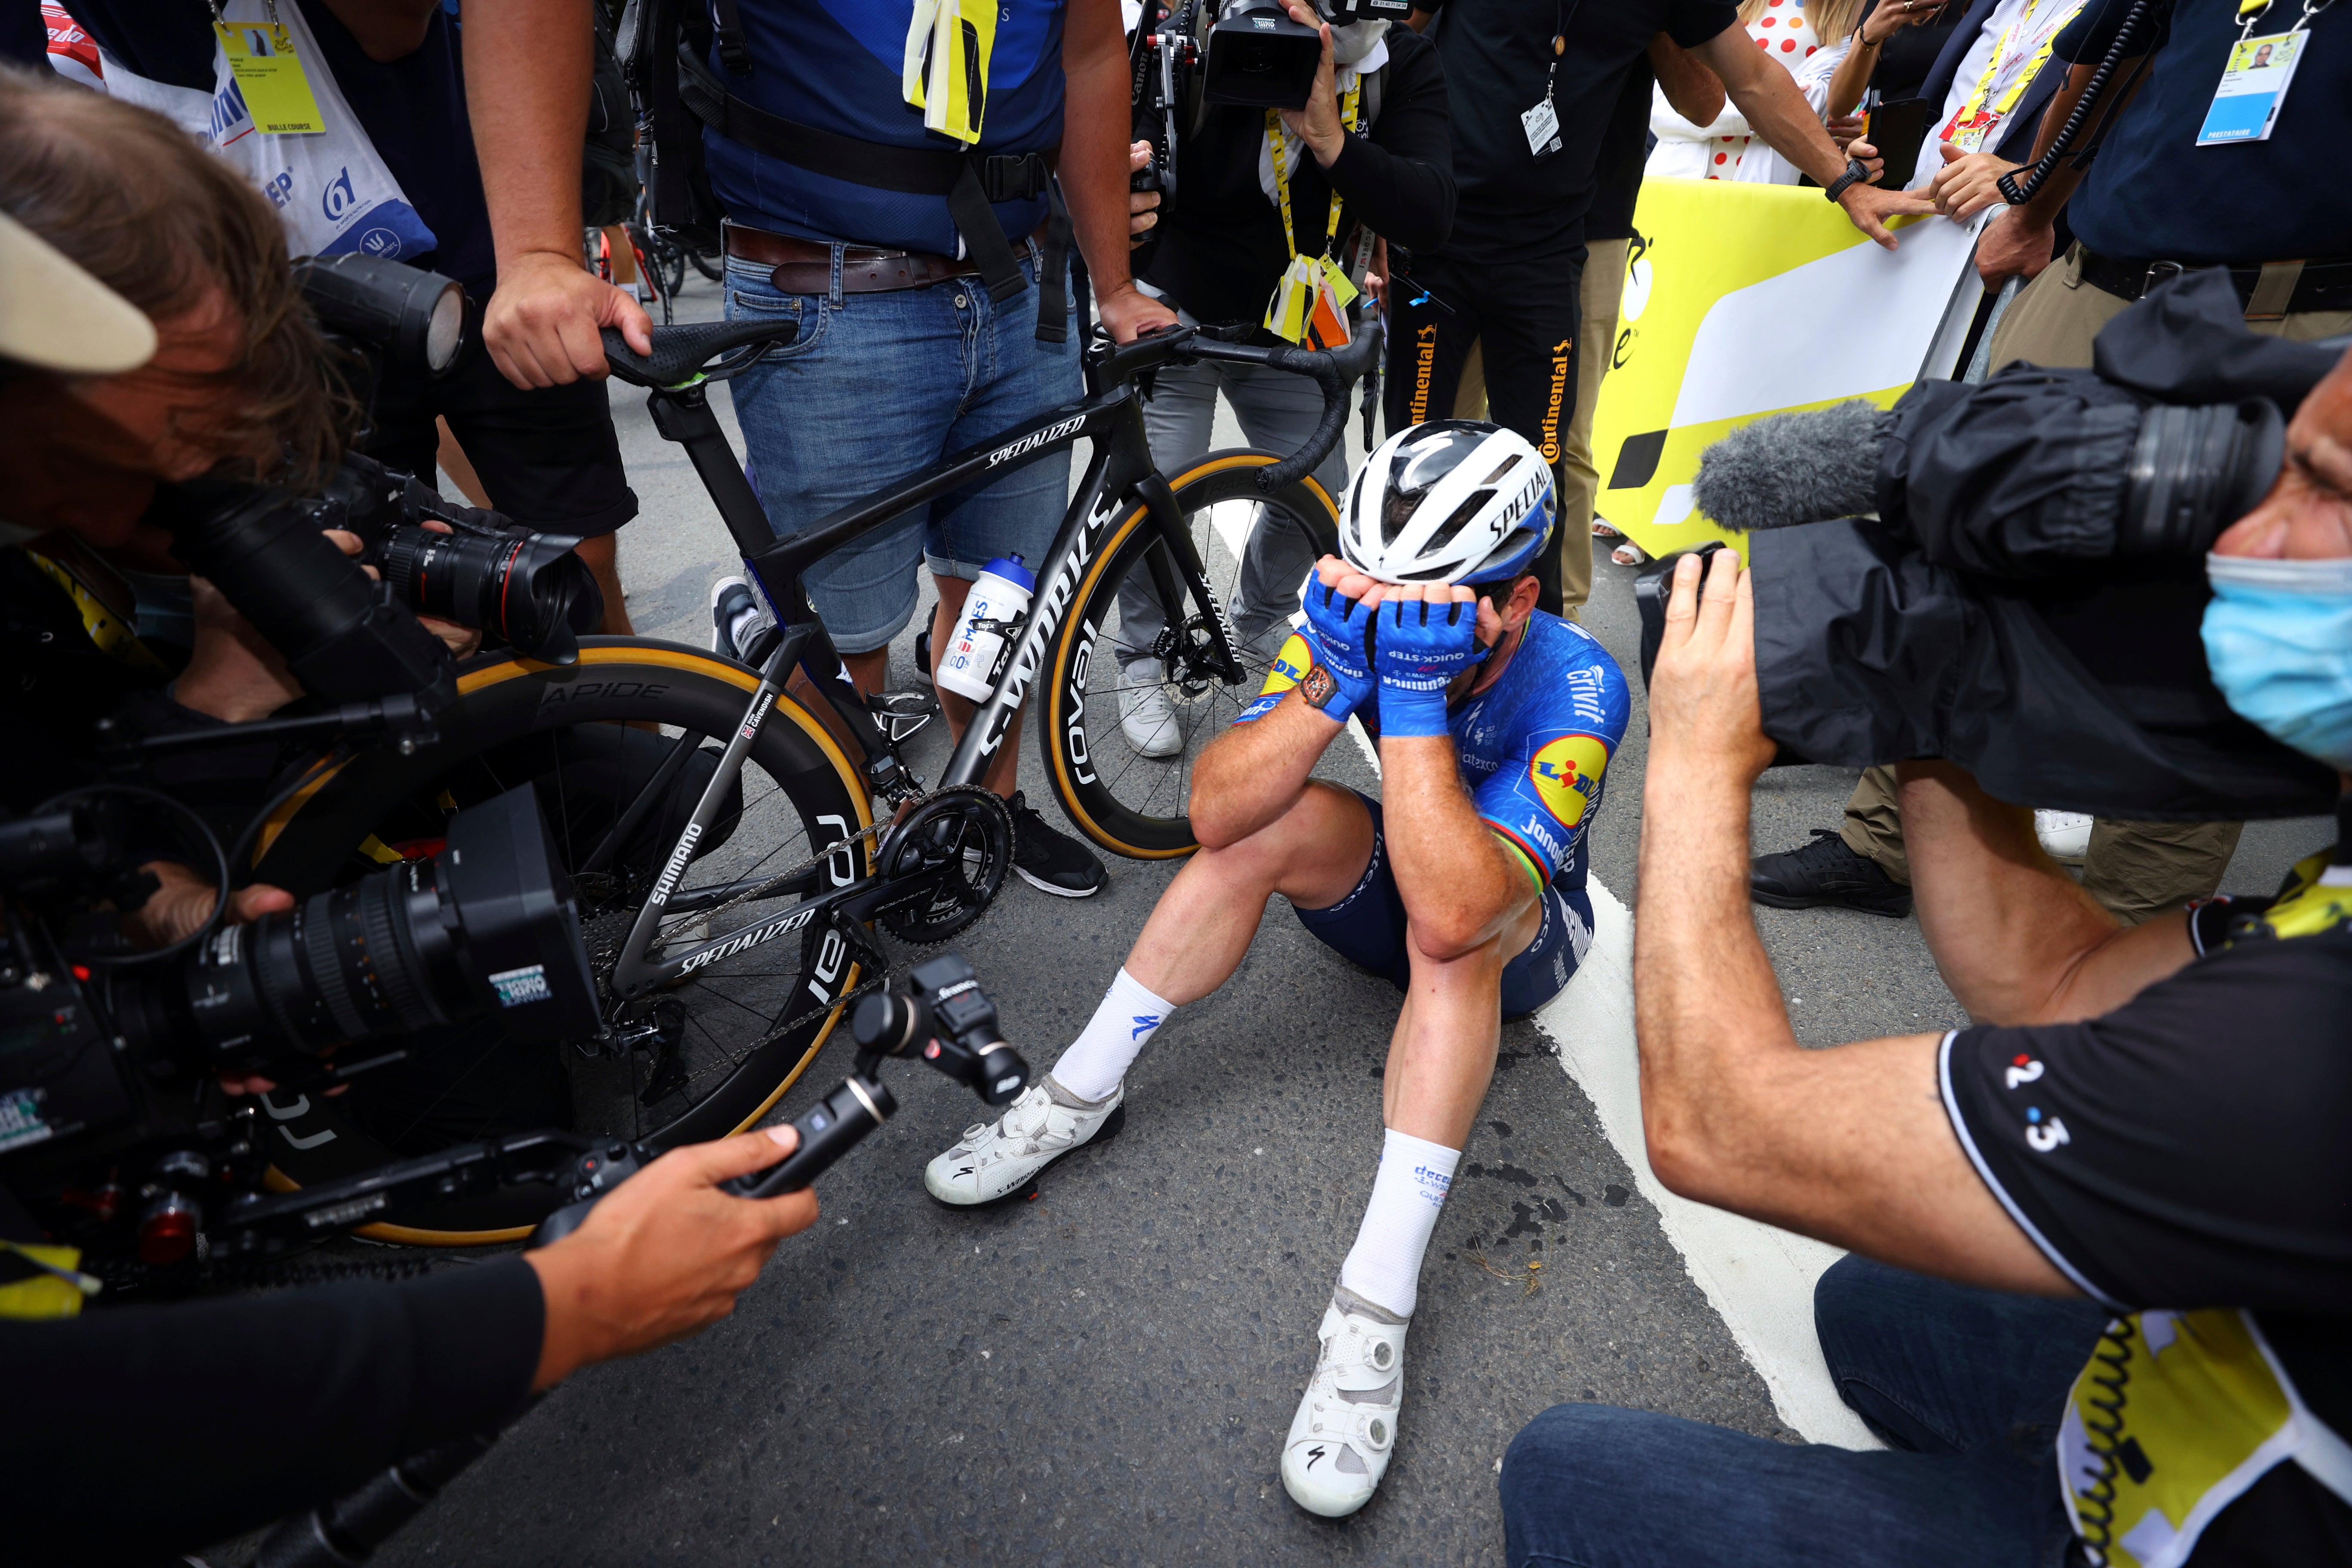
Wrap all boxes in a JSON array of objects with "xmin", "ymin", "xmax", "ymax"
[{"xmin": 355, "ymin": 275, "xmax": 2329, "ymax": 1568}]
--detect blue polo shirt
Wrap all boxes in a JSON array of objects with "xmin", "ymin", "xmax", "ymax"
[
  {"xmin": 704, "ymin": 0, "xmax": 1065, "ymax": 255},
  {"xmin": 2054, "ymin": 0, "xmax": 2352, "ymax": 263}
]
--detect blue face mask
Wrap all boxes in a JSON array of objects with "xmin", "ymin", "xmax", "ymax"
[{"xmin": 2202, "ymin": 553, "xmax": 2352, "ymax": 771}]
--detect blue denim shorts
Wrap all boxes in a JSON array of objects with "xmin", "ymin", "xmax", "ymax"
[
  {"xmin": 723, "ymin": 248, "xmax": 1080, "ymax": 654},
  {"xmin": 1292, "ymin": 791, "xmax": 1595, "ymax": 1020}
]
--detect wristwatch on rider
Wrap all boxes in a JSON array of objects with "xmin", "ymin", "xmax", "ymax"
[
  {"xmin": 1824, "ymin": 157, "xmax": 1871, "ymax": 203},
  {"xmin": 1301, "ymin": 664, "xmax": 1344, "ymax": 712}
]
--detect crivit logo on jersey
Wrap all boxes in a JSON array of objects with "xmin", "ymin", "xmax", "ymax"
[{"xmin": 1528, "ymin": 734, "xmax": 1611, "ymax": 829}]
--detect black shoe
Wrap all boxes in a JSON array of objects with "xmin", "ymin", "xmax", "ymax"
[
  {"xmin": 1749, "ymin": 828, "xmax": 1913, "ymax": 917},
  {"xmin": 1007, "ymin": 790, "xmax": 1106, "ymax": 898},
  {"xmin": 913, "ymin": 625, "xmax": 934, "ymax": 688}
]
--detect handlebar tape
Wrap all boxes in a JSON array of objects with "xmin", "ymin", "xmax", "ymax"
[{"xmin": 1256, "ymin": 322, "xmax": 1385, "ymax": 495}]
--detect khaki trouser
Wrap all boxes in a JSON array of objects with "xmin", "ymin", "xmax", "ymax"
[
  {"xmin": 1442, "ymin": 237, "xmax": 1626, "ymax": 620},
  {"xmin": 1840, "ymin": 246, "xmax": 2351, "ymax": 924},
  {"xmin": 1839, "ymin": 764, "xmax": 2246, "ymax": 924}
]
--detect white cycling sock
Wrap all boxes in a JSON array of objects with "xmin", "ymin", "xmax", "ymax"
[
  {"xmin": 1047, "ymin": 968, "xmax": 1176, "ymax": 1103},
  {"xmin": 1336, "ymin": 1128, "xmax": 1461, "ymax": 1319}
]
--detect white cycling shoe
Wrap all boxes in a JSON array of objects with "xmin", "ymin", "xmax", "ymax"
[
  {"xmin": 923, "ymin": 1075, "xmax": 1125, "ymax": 1206},
  {"xmin": 1281, "ymin": 1289, "xmax": 1409, "ymax": 1518},
  {"xmin": 1118, "ymin": 658, "xmax": 1183, "ymax": 760}
]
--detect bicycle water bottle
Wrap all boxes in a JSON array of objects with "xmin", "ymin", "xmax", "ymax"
[{"xmin": 936, "ymin": 555, "xmax": 1035, "ymax": 703}]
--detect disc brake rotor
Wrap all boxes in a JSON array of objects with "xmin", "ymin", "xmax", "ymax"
[{"xmin": 872, "ymin": 785, "xmax": 1014, "ymax": 946}]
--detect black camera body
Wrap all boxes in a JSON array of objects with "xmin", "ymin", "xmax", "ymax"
[{"xmin": 0, "ymin": 785, "xmax": 599, "ymax": 1268}]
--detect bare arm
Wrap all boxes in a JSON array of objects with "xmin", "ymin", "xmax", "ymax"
[
  {"xmin": 1648, "ymin": 33, "xmax": 1726, "ymax": 128},
  {"xmin": 462, "ymin": 0, "xmax": 651, "ymax": 388},
  {"xmin": 1634, "ymin": 551, "xmax": 2072, "ymax": 1293},
  {"xmin": 1694, "ymin": 23, "xmax": 1935, "ymax": 248},
  {"xmin": 1968, "ymin": 58, "xmax": 2145, "ymax": 279},
  {"xmin": 316, "ymin": 0, "xmax": 439, "ymax": 62},
  {"xmin": 1187, "ymin": 693, "xmax": 1348, "ymax": 850},
  {"xmin": 1897, "ymin": 762, "xmax": 2197, "ymax": 1026},
  {"xmin": 1381, "ymin": 735, "xmax": 1537, "ymax": 960},
  {"xmin": 1063, "ymin": 0, "xmax": 1179, "ymax": 343}
]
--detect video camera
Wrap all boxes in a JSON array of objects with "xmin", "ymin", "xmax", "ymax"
[
  {"xmin": 1637, "ymin": 270, "xmax": 2348, "ymax": 820},
  {"xmin": 0, "ymin": 783, "xmax": 597, "ymax": 1270},
  {"xmin": 1130, "ymin": 0, "xmax": 1409, "ymax": 209}
]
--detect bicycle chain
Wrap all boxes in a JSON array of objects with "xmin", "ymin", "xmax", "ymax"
[{"xmin": 580, "ymin": 787, "xmax": 1006, "ymax": 1091}]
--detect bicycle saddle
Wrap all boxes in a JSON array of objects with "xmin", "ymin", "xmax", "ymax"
[{"xmin": 599, "ymin": 320, "xmax": 799, "ymax": 388}]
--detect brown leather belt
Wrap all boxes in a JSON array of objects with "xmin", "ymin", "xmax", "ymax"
[{"xmin": 722, "ymin": 218, "xmax": 1047, "ymax": 298}]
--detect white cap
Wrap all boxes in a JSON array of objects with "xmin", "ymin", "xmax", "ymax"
[{"xmin": 0, "ymin": 208, "xmax": 157, "ymax": 375}]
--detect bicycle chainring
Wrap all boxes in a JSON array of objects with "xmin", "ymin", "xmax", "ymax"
[{"xmin": 871, "ymin": 785, "xmax": 1014, "ymax": 946}]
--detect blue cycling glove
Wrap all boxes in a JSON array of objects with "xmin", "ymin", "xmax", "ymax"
[
  {"xmin": 1375, "ymin": 595, "xmax": 1481, "ymax": 738},
  {"xmin": 1300, "ymin": 579, "xmax": 1379, "ymax": 723}
]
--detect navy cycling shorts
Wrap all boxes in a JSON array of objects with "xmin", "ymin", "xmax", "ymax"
[{"xmin": 1291, "ymin": 792, "xmax": 1595, "ymax": 1020}]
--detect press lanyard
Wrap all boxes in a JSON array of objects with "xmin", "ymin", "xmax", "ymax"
[
  {"xmin": 1265, "ymin": 77, "xmax": 1363, "ymax": 263},
  {"xmin": 1261, "ymin": 81, "xmax": 1363, "ymax": 343},
  {"xmin": 1521, "ymin": 0, "xmax": 1580, "ymax": 158}
]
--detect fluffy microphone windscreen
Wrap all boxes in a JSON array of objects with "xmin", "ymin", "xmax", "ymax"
[{"xmin": 1692, "ymin": 399, "xmax": 1888, "ymax": 534}]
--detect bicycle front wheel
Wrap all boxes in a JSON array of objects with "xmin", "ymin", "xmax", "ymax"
[
  {"xmin": 1040, "ymin": 450, "xmax": 1340, "ymax": 858},
  {"xmin": 248, "ymin": 639, "xmax": 873, "ymax": 1243}
]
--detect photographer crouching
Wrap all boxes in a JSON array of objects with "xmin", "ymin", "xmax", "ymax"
[
  {"xmin": 0, "ymin": 70, "xmax": 823, "ymax": 1562},
  {"xmin": 1497, "ymin": 344, "xmax": 2352, "ymax": 1560}
]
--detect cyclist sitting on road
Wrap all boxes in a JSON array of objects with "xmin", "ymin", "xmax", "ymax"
[{"xmin": 922, "ymin": 421, "xmax": 1632, "ymax": 1517}]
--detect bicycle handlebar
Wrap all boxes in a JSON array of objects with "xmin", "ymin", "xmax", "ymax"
[{"xmin": 1247, "ymin": 323, "xmax": 1383, "ymax": 494}]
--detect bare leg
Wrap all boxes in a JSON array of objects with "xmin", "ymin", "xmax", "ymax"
[
  {"xmin": 1123, "ymin": 781, "xmax": 1375, "ymax": 1004},
  {"xmin": 1381, "ymin": 896, "xmax": 1544, "ymax": 1148},
  {"xmin": 574, "ymin": 533, "xmax": 634, "ymax": 635}
]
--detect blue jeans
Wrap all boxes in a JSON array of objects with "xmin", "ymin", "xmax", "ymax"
[
  {"xmin": 1499, "ymin": 1256, "xmax": 2109, "ymax": 1567},
  {"xmin": 723, "ymin": 248, "xmax": 1079, "ymax": 655}
]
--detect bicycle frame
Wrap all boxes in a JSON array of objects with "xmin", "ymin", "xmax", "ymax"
[{"xmin": 603, "ymin": 335, "xmax": 1251, "ymax": 1002}]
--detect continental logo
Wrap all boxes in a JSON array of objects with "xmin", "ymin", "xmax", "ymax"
[
  {"xmin": 1261, "ymin": 632, "xmax": 1311, "ymax": 698},
  {"xmin": 1528, "ymin": 733, "xmax": 1611, "ymax": 829},
  {"xmin": 1409, "ymin": 325, "xmax": 1437, "ymax": 426},
  {"xmin": 1540, "ymin": 337, "xmax": 1572, "ymax": 463}
]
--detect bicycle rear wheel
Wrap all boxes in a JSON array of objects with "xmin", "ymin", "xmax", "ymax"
[
  {"xmin": 249, "ymin": 639, "xmax": 873, "ymax": 1243},
  {"xmin": 1040, "ymin": 450, "xmax": 1340, "ymax": 858}
]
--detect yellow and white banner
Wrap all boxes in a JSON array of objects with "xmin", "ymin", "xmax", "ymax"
[{"xmin": 1591, "ymin": 180, "xmax": 1984, "ymax": 562}]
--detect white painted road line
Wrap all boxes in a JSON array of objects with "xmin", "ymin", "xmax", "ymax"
[{"xmin": 1533, "ymin": 879, "xmax": 1883, "ymax": 1450}]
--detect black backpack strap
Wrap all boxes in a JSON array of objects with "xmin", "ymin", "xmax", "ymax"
[
  {"xmin": 679, "ymin": 45, "xmax": 1068, "ymax": 342},
  {"xmin": 709, "ymin": 0, "xmax": 753, "ymax": 75}
]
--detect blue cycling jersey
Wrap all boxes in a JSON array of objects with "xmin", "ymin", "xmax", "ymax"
[{"xmin": 1235, "ymin": 611, "xmax": 1633, "ymax": 888}]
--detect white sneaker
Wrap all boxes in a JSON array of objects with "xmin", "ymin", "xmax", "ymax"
[
  {"xmin": 923, "ymin": 1076, "xmax": 1126, "ymax": 1206},
  {"xmin": 1280, "ymin": 1289, "xmax": 1408, "ymax": 1518},
  {"xmin": 2036, "ymin": 809, "xmax": 2094, "ymax": 865},
  {"xmin": 1118, "ymin": 658, "xmax": 1183, "ymax": 759}
]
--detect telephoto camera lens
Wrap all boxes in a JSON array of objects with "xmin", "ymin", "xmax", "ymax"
[
  {"xmin": 370, "ymin": 522, "xmax": 604, "ymax": 665},
  {"xmin": 2122, "ymin": 398, "xmax": 2287, "ymax": 557},
  {"xmin": 113, "ymin": 786, "xmax": 599, "ymax": 1078}
]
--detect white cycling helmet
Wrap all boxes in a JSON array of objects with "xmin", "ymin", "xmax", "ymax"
[{"xmin": 1337, "ymin": 420, "xmax": 1556, "ymax": 586}]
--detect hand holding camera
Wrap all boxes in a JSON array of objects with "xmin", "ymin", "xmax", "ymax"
[{"xmin": 524, "ymin": 1124, "xmax": 819, "ymax": 1390}]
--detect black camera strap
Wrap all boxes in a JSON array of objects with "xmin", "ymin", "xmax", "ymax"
[{"xmin": 673, "ymin": 43, "xmax": 1071, "ymax": 341}]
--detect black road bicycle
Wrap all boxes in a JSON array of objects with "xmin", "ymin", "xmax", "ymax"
[{"xmin": 242, "ymin": 315, "xmax": 1378, "ymax": 1242}]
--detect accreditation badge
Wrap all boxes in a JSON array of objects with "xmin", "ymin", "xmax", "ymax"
[
  {"xmin": 2196, "ymin": 29, "xmax": 2306, "ymax": 144},
  {"xmin": 213, "ymin": 20, "xmax": 324, "ymax": 134}
]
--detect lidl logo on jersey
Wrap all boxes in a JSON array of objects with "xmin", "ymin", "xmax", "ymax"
[
  {"xmin": 1528, "ymin": 735, "xmax": 1611, "ymax": 827},
  {"xmin": 1268, "ymin": 634, "xmax": 1311, "ymax": 692}
]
